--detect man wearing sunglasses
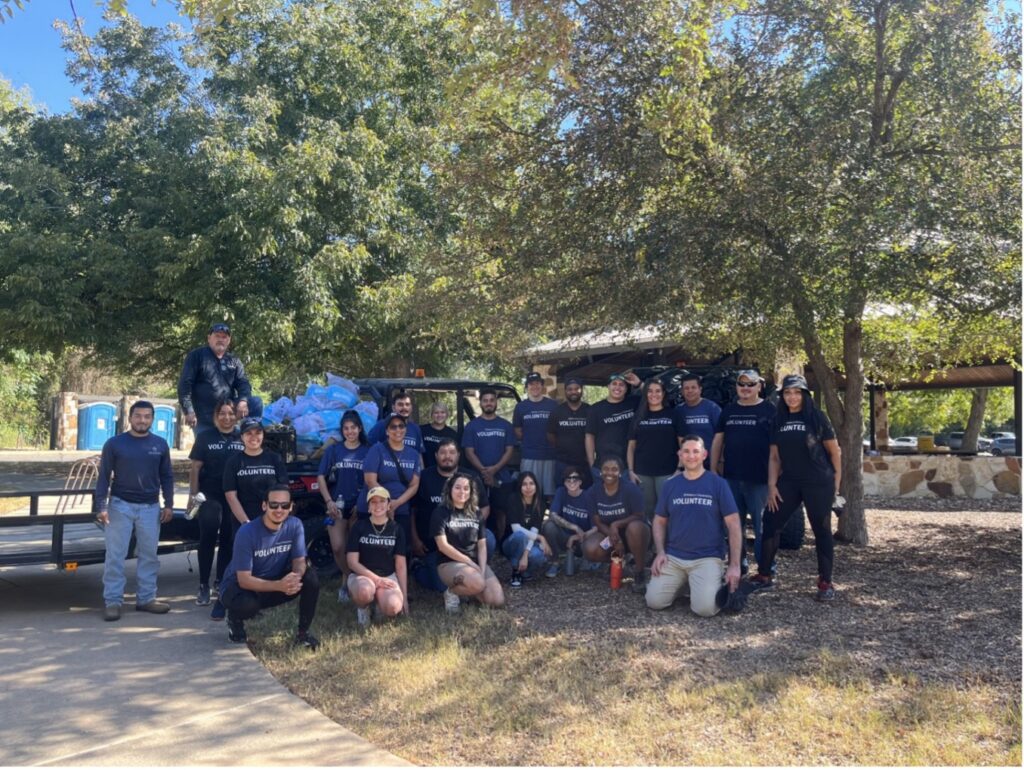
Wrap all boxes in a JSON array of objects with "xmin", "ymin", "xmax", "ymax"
[
  {"xmin": 218, "ymin": 485, "xmax": 320, "ymax": 651},
  {"xmin": 178, "ymin": 322, "xmax": 262, "ymax": 432},
  {"xmin": 710, "ymin": 369, "xmax": 776, "ymax": 575}
]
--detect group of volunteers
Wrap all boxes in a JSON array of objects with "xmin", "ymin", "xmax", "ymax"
[{"xmin": 94, "ymin": 323, "xmax": 843, "ymax": 652}]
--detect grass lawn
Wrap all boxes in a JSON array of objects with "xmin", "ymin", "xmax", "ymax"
[{"xmin": 247, "ymin": 503, "xmax": 1021, "ymax": 766}]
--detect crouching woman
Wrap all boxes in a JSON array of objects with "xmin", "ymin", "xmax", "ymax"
[
  {"xmin": 346, "ymin": 486, "xmax": 408, "ymax": 628},
  {"xmin": 430, "ymin": 472, "xmax": 505, "ymax": 614}
]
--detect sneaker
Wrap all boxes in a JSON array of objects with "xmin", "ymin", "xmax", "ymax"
[
  {"xmin": 357, "ymin": 606, "xmax": 371, "ymax": 628},
  {"xmin": 816, "ymin": 579, "xmax": 836, "ymax": 602},
  {"xmin": 631, "ymin": 570, "xmax": 647, "ymax": 595},
  {"xmin": 135, "ymin": 600, "xmax": 170, "ymax": 614},
  {"xmin": 545, "ymin": 563, "xmax": 559, "ymax": 579},
  {"xmin": 227, "ymin": 618, "xmax": 247, "ymax": 643},
  {"xmin": 747, "ymin": 574, "xmax": 775, "ymax": 592},
  {"xmin": 210, "ymin": 600, "xmax": 226, "ymax": 621},
  {"xmin": 582, "ymin": 558, "xmax": 602, "ymax": 572},
  {"xmin": 337, "ymin": 585, "xmax": 351, "ymax": 604},
  {"xmin": 213, "ymin": 579, "xmax": 221, "ymax": 596},
  {"xmin": 103, "ymin": 605, "xmax": 121, "ymax": 622},
  {"xmin": 195, "ymin": 584, "xmax": 211, "ymax": 606},
  {"xmin": 295, "ymin": 631, "xmax": 320, "ymax": 651},
  {"xmin": 443, "ymin": 588, "xmax": 461, "ymax": 615},
  {"xmin": 510, "ymin": 571, "xmax": 523, "ymax": 588}
]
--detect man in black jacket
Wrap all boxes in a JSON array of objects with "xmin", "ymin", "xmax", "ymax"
[{"xmin": 178, "ymin": 323, "xmax": 261, "ymax": 432}]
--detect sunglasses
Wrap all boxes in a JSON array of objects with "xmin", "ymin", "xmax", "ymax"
[
  {"xmin": 266, "ymin": 502, "xmax": 291, "ymax": 510},
  {"xmin": 737, "ymin": 381, "xmax": 758, "ymax": 387},
  {"xmin": 387, "ymin": 423, "xmax": 407, "ymax": 430},
  {"xmin": 566, "ymin": 475, "xmax": 583, "ymax": 482}
]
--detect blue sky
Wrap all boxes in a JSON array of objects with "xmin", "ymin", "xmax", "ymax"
[{"xmin": 0, "ymin": 0, "xmax": 190, "ymax": 113}]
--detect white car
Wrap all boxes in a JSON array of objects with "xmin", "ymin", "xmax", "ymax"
[{"xmin": 889, "ymin": 436, "xmax": 918, "ymax": 451}]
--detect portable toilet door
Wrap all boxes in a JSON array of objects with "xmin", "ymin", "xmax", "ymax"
[
  {"xmin": 152, "ymin": 404, "xmax": 177, "ymax": 447},
  {"xmin": 77, "ymin": 402, "xmax": 117, "ymax": 450}
]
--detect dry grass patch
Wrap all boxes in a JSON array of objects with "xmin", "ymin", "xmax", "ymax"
[{"xmin": 250, "ymin": 505, "xmax": 1021, "ymax": 766}]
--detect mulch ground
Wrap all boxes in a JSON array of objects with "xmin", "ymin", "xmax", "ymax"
[{"xmin": 480, "ymin": 498, "xmax": 1022, "ymax": 689}]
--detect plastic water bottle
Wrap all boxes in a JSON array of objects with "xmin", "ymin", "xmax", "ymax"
[
  {"xmin": 610, "ymin": 555, "xmax": 623, "ymax": 590},
  {"xmin": 565, "ymin": 547, "xmax": 576, "ymax": 576},
  {"xmin": 186, "ymin": 492, "xmax": 206, "ymax": 520}
]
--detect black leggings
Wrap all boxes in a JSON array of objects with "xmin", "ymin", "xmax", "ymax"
[
  {"xmin": 196, "ymin": 493, "xmax": 234, "ymax": 585},
  {"xmin": 759, "ymin": 477, "xmax": 834, "ymax": 583},
  {"xmin": 220, "ymin": 569, "xmax": 320, "ymax": 633}
]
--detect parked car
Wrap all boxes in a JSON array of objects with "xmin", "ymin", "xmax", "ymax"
[
  {"xmin": 990, "ymin": 436, "xmax": 1019, "ymax": 456},
  {"xmin": 944, "ymin": 431, "xmax": 992, "ymax": 451},
  {"xmin": 990, "ymin": 431, "xmax": 1016, "ymax": 441},
  {"xmin": 889, "ymin": 436, "xmax": 918, "ymax": 452}
]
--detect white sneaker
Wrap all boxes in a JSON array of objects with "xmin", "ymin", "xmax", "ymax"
[
  {"xmin": 357, "ymin": 606, "xmax": 371, "ymax": 628},
  {"xmin": 443, "ymin": 588, "xmax": 461, "ymax": 615},
  {"xmin": 338, "ymin": 585, "xmax": 351, "ymax": 604}
]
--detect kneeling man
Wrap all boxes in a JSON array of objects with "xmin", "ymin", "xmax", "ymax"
[
  {"xmin": 220, "ymin": 484, "xmax": 320, "ymax": 649},
  {"xmin": 647, "ymin": 436, "xmax": 741, "ymax": 617}
]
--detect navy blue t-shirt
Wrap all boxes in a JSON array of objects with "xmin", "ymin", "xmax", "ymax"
[
  {"xmin": 586, "ymin": 480, "xmax": 644, "ymax": 526},
  {"xmin": 513, "ymin": 397, "xmax": 557, "ymax": 461},
  {"xmin": 220, "ymin": 515, "xmax": 307, "ymax": 594},
  {"xmin": 549, "ymin": 486, "xmax": 593, "ymax": 530},
  {"xmin": 629, "ymin": 409, "xmax": 678, "ymax": 476},
  {"xmin": 771, "ymin": 412, "xmax": 836, "ymax": 485},
  {"xmin": 360, "ymin": 442, "xmax": 422, "ymax": 517},
  {"xmin": 317, "ymin": 442, "xmax": 369, "ymax": 510},
  {"xmin": 673, "ymin": 399, "xmax": 722, "ymax": 468},
  {"xmin": 462, "ymin": 416, "xmax": 515, "ymax": 483},
  {"xmin": 716, "ymin": 401, "xmax": 775, "ymax": 483},
  {"xmin": 655, "ymin": 471, "xmax": 738, "ymax": 560},
  {"xmin": 189, "ymin": 428, "xmax": 243, "ymax": 496},
  {"xmin": 368, "ymin": 418, "xmax": 425, "ymax": 455}
]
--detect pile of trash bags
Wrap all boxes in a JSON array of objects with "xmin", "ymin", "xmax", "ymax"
[{"xmin": 260, "ymin": 374, "xmax": 378, "ymax": 457}]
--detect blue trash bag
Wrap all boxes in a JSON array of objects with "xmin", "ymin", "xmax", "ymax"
[
  {"xmin": 326, "ymin": 373, "xmax": 359, "ymax": 397},
  {"xmin": 319, "ymin": 409, "xmax": 343, "ymax": 431},
  {"xmin": 325, "ymin": 385, "xmax": 358, "ymax": 410}
]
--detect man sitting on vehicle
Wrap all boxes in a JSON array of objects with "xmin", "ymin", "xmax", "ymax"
[
  {"xmin": 178, "ymin": 322, "xmax": 262, "ymax": 432},
  {"xmin": 219, "ymin": 485, "xmax": 320, "ymax": 650}
]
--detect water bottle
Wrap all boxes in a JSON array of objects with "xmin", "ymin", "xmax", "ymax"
[
  {"xmin": 186, "ymin": 492, "xmax": 206, "ymax": 520},
  {"xmin": 565, "ymin": 547, "xmax": 576, "ymax": 576},
  {"xmin": 610, "ymin": 555, "xmax": 623, "ymax": 590}
]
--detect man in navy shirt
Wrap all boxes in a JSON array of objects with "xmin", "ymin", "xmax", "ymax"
[
  {"xmin": 673, "ymin": 373, "xmax": 721, "ymax": 469},
  {"xmin": 462, "ymin": 388, "xmax": 515, "ymax": 505},
  {"xmin": 219, "ymin": 485, "xmax": 320, "ymax": 650},
  {"xmin": 96, "ymin": 401, "xmax": 175, "ymax": 621},
  {"xmin": 710, "ymin": 369, "xmax": 775, "ymax": 574},
  {"xmin": 514, "ymin": 372, "xmax": 557, "ymax": 501},
  {"xmin": 178, "ymin": 323, "xmax": 261, "ymax": 432},
  {"xmin": 646, "ymin": 436, "xmax": 742, "ymax": 617},
  {"xmin": 367, "ymin": 391, "xmax": 426, "ymax": 460}
]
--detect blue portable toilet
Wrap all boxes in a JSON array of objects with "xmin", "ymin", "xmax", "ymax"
[
  {"xmin": 77, "ymin": 402, "xmax": 117, "ymax": 450},
  {"xmin": 152, "ymin": 404, "xmax": 177, "ymax": 447}
]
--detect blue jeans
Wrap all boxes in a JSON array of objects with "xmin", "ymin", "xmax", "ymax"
[
  {"xmin": 501, "ymin": 530, "xmax": 547, "ymax": 577},
  {"xmin": 413, "ymin": 529, "xmax": 497, "ymax": 593},
  {"xmin": 103, "ymin": 497, "xmax": 161, "ymax": 606},
  {"xmin": 726, "ymin": 478, "xmax": 769, "ymax": 570}
]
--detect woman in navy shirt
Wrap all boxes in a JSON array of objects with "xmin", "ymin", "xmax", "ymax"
[{"xmin": 362, "ymin": 413, "xmax": 421, "ymax": 545}]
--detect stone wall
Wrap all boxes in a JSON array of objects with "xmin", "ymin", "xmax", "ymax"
[{"xmin": 863, "ymin": 454, "xmax": 1021, "ymax": 499}]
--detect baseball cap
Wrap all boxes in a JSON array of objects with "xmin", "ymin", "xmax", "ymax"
[
  {"xmin": 565, "ymin": 377, "xmax": 583, "ymax": 388},
  {"xmin": 209, "ymin": 322, "xmax": 231, "ymax": 334},
  {"xmin": 366, "ymin": 486, "xmax": 391, "ymax": 501},
  {"xmin": 716, "ymin": 583, "xmax": 748, "ymax": 613},
  {"xmin": 239, "ymin": 417, "xmax": 263, "ymax": 434},
  {"xmin": 608, "ymin": 373, "xmax": 627, "ymax": 383},
  {"xmin": 736, "ymin": 369, "xmax": 763, "ymax": 382},
  {"xmin": 525, "ymin": 372, "xmax": 544, "ymax": 385},
  {"xmin": 385, "ymin": 412, "xmax": 407, "ymax": 425}
]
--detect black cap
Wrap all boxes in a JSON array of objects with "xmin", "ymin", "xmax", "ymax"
[
  {"xmin": 781, "ymin": 374, "xmax": 810, "ymax": 391},
  {"xmin": 385, "ymin": 412, "xmax": 407, "ymax": 425},
  {"xmin": 209, "ymin": 322, "xmax": 231, "ymax": 335},
  {"xmin": 565, "ymin": 377, "xmax": 583, "ymax": 388},
  {"xmin": 716, "ymin": 583, "xmax": 748, "ymax": 613},
  {"xmin": 525, "ymin": 372, "xmax": 544, "ymax": 385},
  {"xmin": 239, "ymin": 417, "xmax": 263, "ymax": 434}
]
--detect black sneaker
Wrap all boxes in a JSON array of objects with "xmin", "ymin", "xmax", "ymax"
[
  {"xmin": 510, "ymin": 571, "xmax": 523, "ymax": 588},
  {"xmin": 196, "ymin": 584, "xmax": 211, "ymax": 606},
  {"xmin": 227, "ymin": 618, "xmax": 247, "ymax": 643},
  {"xmin": 816, "ymin": 579, "xmax": 836, "ymax": 602},
  {"xmin": 631, "ymin": 571, "xmax": 647, "ymax": 595},
  {"xmin": 747, "ymin": 574, "xmax": 775, "ymax": 592},
  {"xmin": 295, "ymin": 631, "xmax": 320, "ymax": 651}
]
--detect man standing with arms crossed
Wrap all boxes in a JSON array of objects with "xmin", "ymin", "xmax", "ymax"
[
  {"xmin": 96, "ymin": 401, "xmax": 175, "ymax": 621},
  {"xmin": 178, "ymin": 323, "xmax": 261, "ymax": 432},
  {"xmin": 646, "ymin": 436, "xmax": 742, "ymax": 617}
]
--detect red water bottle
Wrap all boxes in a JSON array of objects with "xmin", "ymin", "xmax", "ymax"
[{"xmin": 610, "ymin": 555, "xmax": 623, "ymax": 590}]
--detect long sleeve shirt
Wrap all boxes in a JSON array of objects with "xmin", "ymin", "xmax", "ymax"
[
  {"xmin": 95, "ymin": 432, "xmax": 174, "ymax": 512},
  {"xmin": 177, "ymin": 346, "xmax": 252, "ymax": 425}
]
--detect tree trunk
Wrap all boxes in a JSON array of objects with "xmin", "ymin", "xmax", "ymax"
[
  {"xmin": 961, "ymin": 388, "xmax": 989, "ymax": 452},
  {"xmin": 835, "ymin": 317, "xmax": 867, "ymax": 546}
]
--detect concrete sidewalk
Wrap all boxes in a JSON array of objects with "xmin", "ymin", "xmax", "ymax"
[{"xmin": 0, "ymin": 554, "xmax": 409, "ymax": 766}]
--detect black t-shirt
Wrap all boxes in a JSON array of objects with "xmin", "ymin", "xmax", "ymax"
[
  {"xmin": 222, "ymin": 450, "xmax": 289, "ymax": 520},
  {"xmin": 420, "ymin": 424, "xmax": 458, "ymax": 468},
  {"xmin": 504, "ymin": 495, "xmax": 544, "ymax": 534},
  {"xmin": 346, "ymin": 518, "xmax": 407, "ymax": 576},
  {"xmin": 429, "ymin": 504, "xmax": 485, "ymax": 563},
  {"xmin": 716, "ymin": 401, "xmax": 776, "ymax": 483},
  {"xmin": 413, "ymin": 467, "xmax": 487, "ymax": 549},
  {"xmin": 628, "ymin": 409, "xmax": 678, "ymax": 476},
  {"xmin": 547, "ymin": 402, "xmax": 591, "ymax": 467},
  {"xmin": 771, "ymin": 412, "xmax": 836, "ymax": 485},
  {"xmin": 586, "ymin": 395, "xmax": 641, "ymax": 464},
  {"xmin": 189, "ymin": 428, "xmax": 244, "ymax": 496}
]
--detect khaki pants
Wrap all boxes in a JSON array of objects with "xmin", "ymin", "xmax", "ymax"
[{"xmin": 645, "ymin": 555, "xmax": 724, "ymax": 617}]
